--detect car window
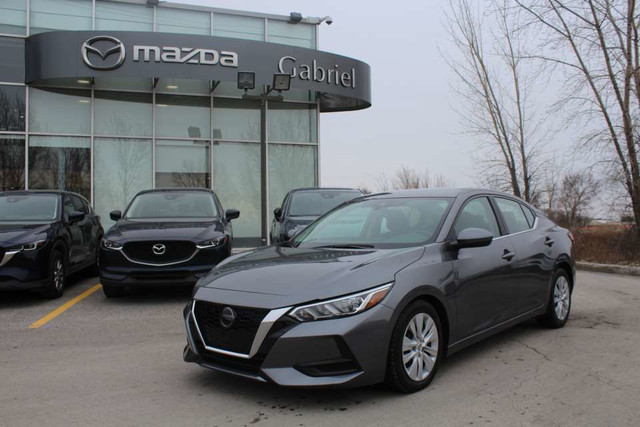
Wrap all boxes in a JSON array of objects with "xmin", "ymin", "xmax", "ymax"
[
  {"xmin": 453, "ymin": 197, "xmax": 501, "ymax": 238},
  {"xmin": 522, "ymin": 204, "xmax": 535, "ymax": 227},
  {"xmin": 0, "ymin": 194, "xmax": 59, "ymax": 221},
  {"xmin": 495, "ymin": 197, "xmax": 530, "ymax": 234},
  {"xmin": 63, "ymin": 196, "xmax": 76, "ymax": 220},
  {"xmin": 71, "ymin": 195, "xmax": 89, "ymax": 214},
  {"xmin": 126, "ymin": 191, "xmax": 219, "ymax": 219},
  {"xmin": 288, "ymin": 191, "xmax": 362, "ymax": 217}
]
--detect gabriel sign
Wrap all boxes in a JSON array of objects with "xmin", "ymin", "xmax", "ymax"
[{"xmin": 278, "ymin": 56, "xmax": 356, "ymax": 89}]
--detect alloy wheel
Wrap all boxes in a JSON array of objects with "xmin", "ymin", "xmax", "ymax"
[
  {"xmin": 402, "ymin": 312, "xmax": 439, "ymax": 382},
  {"xmin": 54, "ymin": 259, "xmax": 64, "ymax": 291},
  {"xmin": 553, "ymin": 275, "xmax": 570, "ymax": 320}
]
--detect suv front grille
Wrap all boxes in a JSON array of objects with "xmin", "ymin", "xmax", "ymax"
[
  {"xmin": 123, "ymin": 240, "xmax": 196, "ymax": 264},
  {"xmin": 193, "ymin": 301, "xmax": 270, "ymax": 355}
]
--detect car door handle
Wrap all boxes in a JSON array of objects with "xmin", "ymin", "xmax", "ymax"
[
  {"xmin": 501, "ymin": 250, "xmax": 516, "ymax": 261},
  {"xmin": 544, "ymin": 237, "xmax": 555, "ymax": 247}
]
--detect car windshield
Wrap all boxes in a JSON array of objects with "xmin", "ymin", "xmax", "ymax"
[
  {"xmin": 288, "ymin": 190, "xmax": 363, "ymax": 217},
  {"xmin": 0, "ymin": 194, "xmax": 59, "ymax": 221},
  {"xmin": 125, "ymin": 191, "xmax": 218, "ymax": 219},
  {"xmin": 291, "ymin": 197, "xmax": 453, "ymax": 249}
]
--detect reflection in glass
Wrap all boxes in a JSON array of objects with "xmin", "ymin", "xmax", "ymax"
[
  {"xmin": 94, "ymin": 77, "xmax": 153, "ymax": 92},
  {"xmin": 268, "ymin": 103, "xmax": 317, "ymax": 143},
  {"xmin": 94, "ymin": 91, "xmax": 152, "ymax": 137},
  {"xmin": 30, "ymin": 0, "xmax": 92, "ymax": 34},
  {"xmin": 156, "ymin": 79, "xmax": 210, "ymax": 96},
  {"xmin": 28, "ymin": 136, "xmax": 90, "ymax": 200},
  {"xmin": 95, "ymin": 1, "xmax": 153, "ymax": 32},
  {"xmin": 0, "ymin": 0, "xmax": 26, "ymax": 35},
  {"xmin": 267, "ymin": 20, "xmax": 316, "ymax": 48},
  {"xmin": 157, "ymin": 8, "xmax": 210, "ymax": 35},
  {"xmin": 155, "ymin": 95, "xmax": 210, "ymax": 139},
  {"xmin": 213, "ymin": 99, "xmax": 260, "ymax": 141},
  {"xmin": 213, "ymin": 142, "xmax": 260, "ymax": 245},
  {"xmin": 30, "ymin": 87, "xmax": 91, "ymax": 134},
  {"xmin": 0, "ymin": 135, "xmax": 25, "ymax": 191},
  {"xmin": 213, "ymin": 14, "xmax": 264, "ymax": 41},
  {"xmin": 156, "ymin": 140, "xmax": 210, "ymax": 188},
  {"xmin": 94, "ymin": 138, "xmax": 152, "ymax": 230},
  {"xmin": 0, "ymin": 85, "xmax": 25, "ymax": 131},
  {"xmin": 268, "ymin": 144, "xmax": 316, "ymax": 223}
]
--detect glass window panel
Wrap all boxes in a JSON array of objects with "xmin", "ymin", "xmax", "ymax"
[
  {"xmin": 94, "ymin": 77, "xmax": 153, "ymax": 92},
  {"xmin": 28, "ymin": 136, "xmax": 90, "ymax": 200},
  {"xmin": 30, "ymin": 0, "xmax": 92, "ymax": 34},
  {"xmin": 157, "ymin": 79, "xmax": 210, "ymax": 95},
  {"xmin": 29, "ymin": 87, "xmax": 91, "ymax": 134},
  {"xmin": 0, "ymin": 0, "xmax": 26, "ymax": 35},
  {"xmin": 213, "ymin": 82, "xmax": 260, "ymax": 98},
  {"xmin": 0, "ymin": 85, "xmax": 25, "ymax": 132},
  {"xmin": 94, "ymin": 91, "xmax": 152, "ymax": 137},
  {"xmin": 213, "ymin": 142, "xmax": 260, "ymax": 245},
  {"xmin": 495, "ymin": 197, "xmax": 531, "ymax": 234},
  {"xmin": 0, "ymin": 38, "xmax": 25, "ymax": 83},
  {"xmin": 268, "ymin": 144, "xmax": 316, "ymax": 223},
  {"xmin": 95, "ymin": 1, "xmax": 153, "ymax": 32},
  {"xmin": 155, "ymin": 95, "xmax": 210, "ymax": 139},
  {"xmin": 267, "ymin": 20, "xmax": 315, "ymax": 48},
  {"xmin": 213, "ymin": 98, "xmax": 260, "ymax": 141},
  {"xmin": 454, "ymin": 197, "xmax": 500, "ymax": 238},
  {"xmin": 268, "ymin": 103, "xmax": 317, "ymax": 143},
  {"xmin": 94, "ymin": 138, "xmax": 152, "ymax": 230},
  {"xmin": 157, "ymin": 7, "xmax": 210, "ymax": 35},
  {"xmin": 156, "ymin": 139, "xmax": 210, "ymax": 188},
  {"xmin": 0, "ymin": 135, "xmax": 25, "ymax": 190},
  {"xmin": 33, "ymin": 78, "xmax": 92, "ymax": 89},
  {"xmin": 213, "ymin": 14, "xmax": 264, "ymax": 41}
]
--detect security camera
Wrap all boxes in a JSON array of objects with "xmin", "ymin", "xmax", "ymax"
[{"xmin": 319, "ymin": 16, "xmax": 333, "ymax": 25}]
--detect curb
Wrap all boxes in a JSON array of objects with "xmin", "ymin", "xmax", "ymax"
[{"xmin": 576, "ymin": 261, "xmax": 640, "ymax": 277}]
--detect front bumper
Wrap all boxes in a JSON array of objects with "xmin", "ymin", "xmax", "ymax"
[
  {"xmin": 0, "ymin": 247, "xmax": 51, "ymax": 290},
  {"xmin": 183, "ymin": 300, "xmax": 395, "ymax": 388}
]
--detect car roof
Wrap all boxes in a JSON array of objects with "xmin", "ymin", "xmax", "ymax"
[
  {"xmin": 135, "ymin": 188, "xmax": 215, "ymax": 195},
  {"xmin": 289, "ymin": 187, "xmax": 363, "ymax": 193},
  {"xmin": 0, "ymin": 190, "xmax": 76, "ymax": 197},
  {"xmin": 365, "ymin": 188, "xmax": 521, "ymax": 200}
]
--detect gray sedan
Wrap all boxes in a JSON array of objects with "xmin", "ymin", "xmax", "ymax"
[{"xmin": 183, "ymin": 188, "xmax": 575, "ymax": 392}]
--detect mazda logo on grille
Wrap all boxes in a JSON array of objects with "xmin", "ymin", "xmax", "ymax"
[
  {"xmin": 152, "ymin": 244, "xmax": 166, "ymax": 255},
  {"xmin": 81, "ymin": 35, "xmax": 126, "ymax": 70},
  {"xmin": 220, "ymin": 307, "xmax": 236, "ymax": 329}
]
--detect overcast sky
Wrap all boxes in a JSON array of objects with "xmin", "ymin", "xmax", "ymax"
[{"xmin": 171, "ymin": 0, "xmax": 481, "ymax": 190}]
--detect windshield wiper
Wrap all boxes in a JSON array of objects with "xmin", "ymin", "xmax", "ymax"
[{"xmin": 312, "ymin": 243, "xmax": 375, "ymax": 249}]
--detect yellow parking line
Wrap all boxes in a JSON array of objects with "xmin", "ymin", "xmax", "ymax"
[{"xmin": 29, "ymin": 284, "xmax": 103, "ymax": 329}]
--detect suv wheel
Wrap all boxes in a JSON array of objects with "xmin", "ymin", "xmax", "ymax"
[{"xmin": 41, "ymin": 250, "xmax": 65, "ymax": 299}]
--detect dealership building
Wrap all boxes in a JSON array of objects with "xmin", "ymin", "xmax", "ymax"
[{"xmin": 0, "ymin": 0, "xmax": 371, "ymax": 246}]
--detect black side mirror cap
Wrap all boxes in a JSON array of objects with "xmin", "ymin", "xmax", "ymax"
[
  {"xmin": 68, "ymin": 211, "xmax": 85, "ymax": 223},
  {"xmin": 225, "ymin": 209, "xmax": 240, "ymax": 221},
  {"xmin": 451, "ymin": 228, "xmax": 494, "ymax": 249},
  {"xmin": 274, "ymin": 207, "xmax": 282, "ymax": 221},
  {"xmin": 109, "ymin": 210, "xmax": 122, "ymax": 221}
]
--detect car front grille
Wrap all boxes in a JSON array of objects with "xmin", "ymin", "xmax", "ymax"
[
  {"xmin": 193, "ymin": 301, "xmax": 270, "ymax": 355},
  {"xmin": 122, "ymin": 241, "xmax": 196, "ymax": 264}
]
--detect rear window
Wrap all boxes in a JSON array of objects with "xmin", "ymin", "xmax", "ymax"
[
  {"xmin": 0, "ymin": 194, "xmax": 59, "ymax": 221},
  {"xmin": 126, "ymin": 191, "xmax": 218, "ymax": 219},
  {"xmin": 288, "ymin": 190, "xmax": 362, "ymax": 217},
  {"xmin": 495, "ymin": 197, "xmax": 530, "ymax": 234}
]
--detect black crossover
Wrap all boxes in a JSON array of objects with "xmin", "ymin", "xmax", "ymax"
[
  {"xmin": 271, "ymin": 187, "xmax": 364, "ymax": 244},
  {"xmin": 99, "ymin": 188, "xmax": 239, "ymax": 297},
  {"xmin": 0, "ymin": 191, "xmax": 103, "ymax": 298}
]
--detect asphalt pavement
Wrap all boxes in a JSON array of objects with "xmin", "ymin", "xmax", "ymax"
[{"xmin": 1, "ymin": 270, "xmax": 639, "ymax": 426}]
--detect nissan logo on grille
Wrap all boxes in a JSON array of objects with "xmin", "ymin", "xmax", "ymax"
[
  {"xmin": 152, "ymin": 244, "xmax": 166, "ymax": 255},
  {"xmin": 81, "ymin": 35, "xmax": 126, "ymax": 70},
  {"xmin": 220, "ymin": 307, "xmax": 236, "ymax": 329}
]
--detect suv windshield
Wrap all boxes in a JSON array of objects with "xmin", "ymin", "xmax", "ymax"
[
  {"xmin": 0, "ymin": 194, "xmax": 59, "ymax": 221},
  {"xmin": 288, "ymin": 190, "xmax": 362, "ymax": 217},
  {"xmin": 292, "ymin": 197, "xmax": 453, "ymax": 249},
  {"xmin": 125, "ymin": 191, "xmax": 218, "ymax": 219}
]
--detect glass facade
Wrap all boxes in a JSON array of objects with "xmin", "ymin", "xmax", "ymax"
[{"xmin": 0, "ymin": 0, "xmax": 320, "ymax": 246}]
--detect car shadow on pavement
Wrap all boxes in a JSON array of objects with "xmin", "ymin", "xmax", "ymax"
[
  {"xmin": 0, "ymin": 271, "xmax": 96, "ymax": 309},
  {"xmin": 99, "ymin": 286, "xmax": 193, "ymax": 306}
]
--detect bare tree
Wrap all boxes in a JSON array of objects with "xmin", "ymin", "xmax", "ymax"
[
  {"xmin": 372, "ymin": 166, "xmax": 455, "ymax": 191},
  {"xmin": 445, "ymin": 0, "xmax": 546, "ymax": 205},
  {"xmin": 516, "ymin": 0, "xmax": 640, "ymax": 233},
  {"xmin": 554, "ymin": 170, "xmax": 599, "ymax": 228}
]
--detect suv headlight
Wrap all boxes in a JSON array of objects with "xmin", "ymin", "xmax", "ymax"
[
  {"xmin": 102, "ymin": 238, "xmax": 123, "ymax": 250},
  {"xmin": 196, "ymin": 235, "xmax": 227, "ymax": 249},
  {"xmin": 288, "ymin": 283, "xmax": 393, "ymax": 322},
  {"xmin": 9, "ymin": 239, "xmax": 47, "ymax": 252}
]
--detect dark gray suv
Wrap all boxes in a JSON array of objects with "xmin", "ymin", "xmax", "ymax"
[{"xmin": 183, "ymin": 189, "xmax": 575, "ymax": 392}]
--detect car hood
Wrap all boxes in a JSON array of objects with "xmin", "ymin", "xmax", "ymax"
[
  {"xmin": 106, "ymin": 219, "xmax": 224, "ymax": 242},
  {"xmin": 193, "ymin": 245, "xmax": 425, "ymax": 308},
  {"xmin": 0, "ymin": 223, "xmax": 53, "ymax": 246}
]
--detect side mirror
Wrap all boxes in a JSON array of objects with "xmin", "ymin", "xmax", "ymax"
[
  {"xmin": 274, "ymin": 207, "xmax": 282, "ymax": 221},
  {"xmin": 225, "ymin": 209, "xmax": 240, "ymax": 221},
  {"xmin": 109, "ymin": 210, "xmax": 122, "ymax": 221},
  {"xmin": 452, "ymin": 228, "xmax": 493, "ymax": 249},
  {"xmin": 68, "ymin": 211, "xmax": 85, "ymax": 223}
]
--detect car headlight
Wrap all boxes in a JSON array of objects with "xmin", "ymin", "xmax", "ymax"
[
  {"xmin": 102, "ymin": 238, "xmax": 123, "ymax": 250},
  {"xmin": 288, "ymin": 283, "xmax": 393, "ymax": 322},
  {"xmin": 196, "ymin": 235, "xmax": 227, "ymax": 249},
  {"xmin": 9, "ymin": 239, "xmax": 47, "ymax": 252}
]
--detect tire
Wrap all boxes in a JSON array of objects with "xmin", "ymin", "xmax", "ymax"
[
  {"xmin": 537, "ymin": 269, "xmax": 572, "ymax": 329},
  {"xmin": 102, "ymin": 284, "xmax": 126, "ymax": 298},
  {"xmin": 41, "ymin": 250, "xmax": 66, "ymax": 299},
  {"xmin": 386, "ymin": 300, "xmax": 444, "ymax": 393}
]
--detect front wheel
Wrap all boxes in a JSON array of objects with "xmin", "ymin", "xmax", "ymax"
[
  {"xmin": 386, "ymin": 300, "xmax": 443, "ymax": 393},
  {"xmin": 41, "ymin": 250, "xmax": 65, "ymax": 299},
  {"xmin": 538, "ymin": 270, "xmax": 572, "ymax": 328}
]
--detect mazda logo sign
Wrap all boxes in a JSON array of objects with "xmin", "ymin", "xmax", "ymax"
[
  {"xmin": 220, "ymin": 307, "xmax": 236, "ymax": 329},
  {"xmin": 152, "ymin": 244, "xmax": 166, "ymax": 255},
  {"xmin": 81, "ymin": 35, "xmax": 126, "ymax": 70}
]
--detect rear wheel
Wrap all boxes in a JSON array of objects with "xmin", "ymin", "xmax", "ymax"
[
  {"xmin": 102, "ymin": 284, "xmax": 126, "ymax": 298},
  {"xmin": 538, "ymin": 270, "xmax": 572, "ymax": 328},
  {"xmin": 386, "ymin": 300, "xmax": 443, "ymax": 393},
  {"xmin": 41, "ymin": 250, "xmax": 65, "ymax": 299}
]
